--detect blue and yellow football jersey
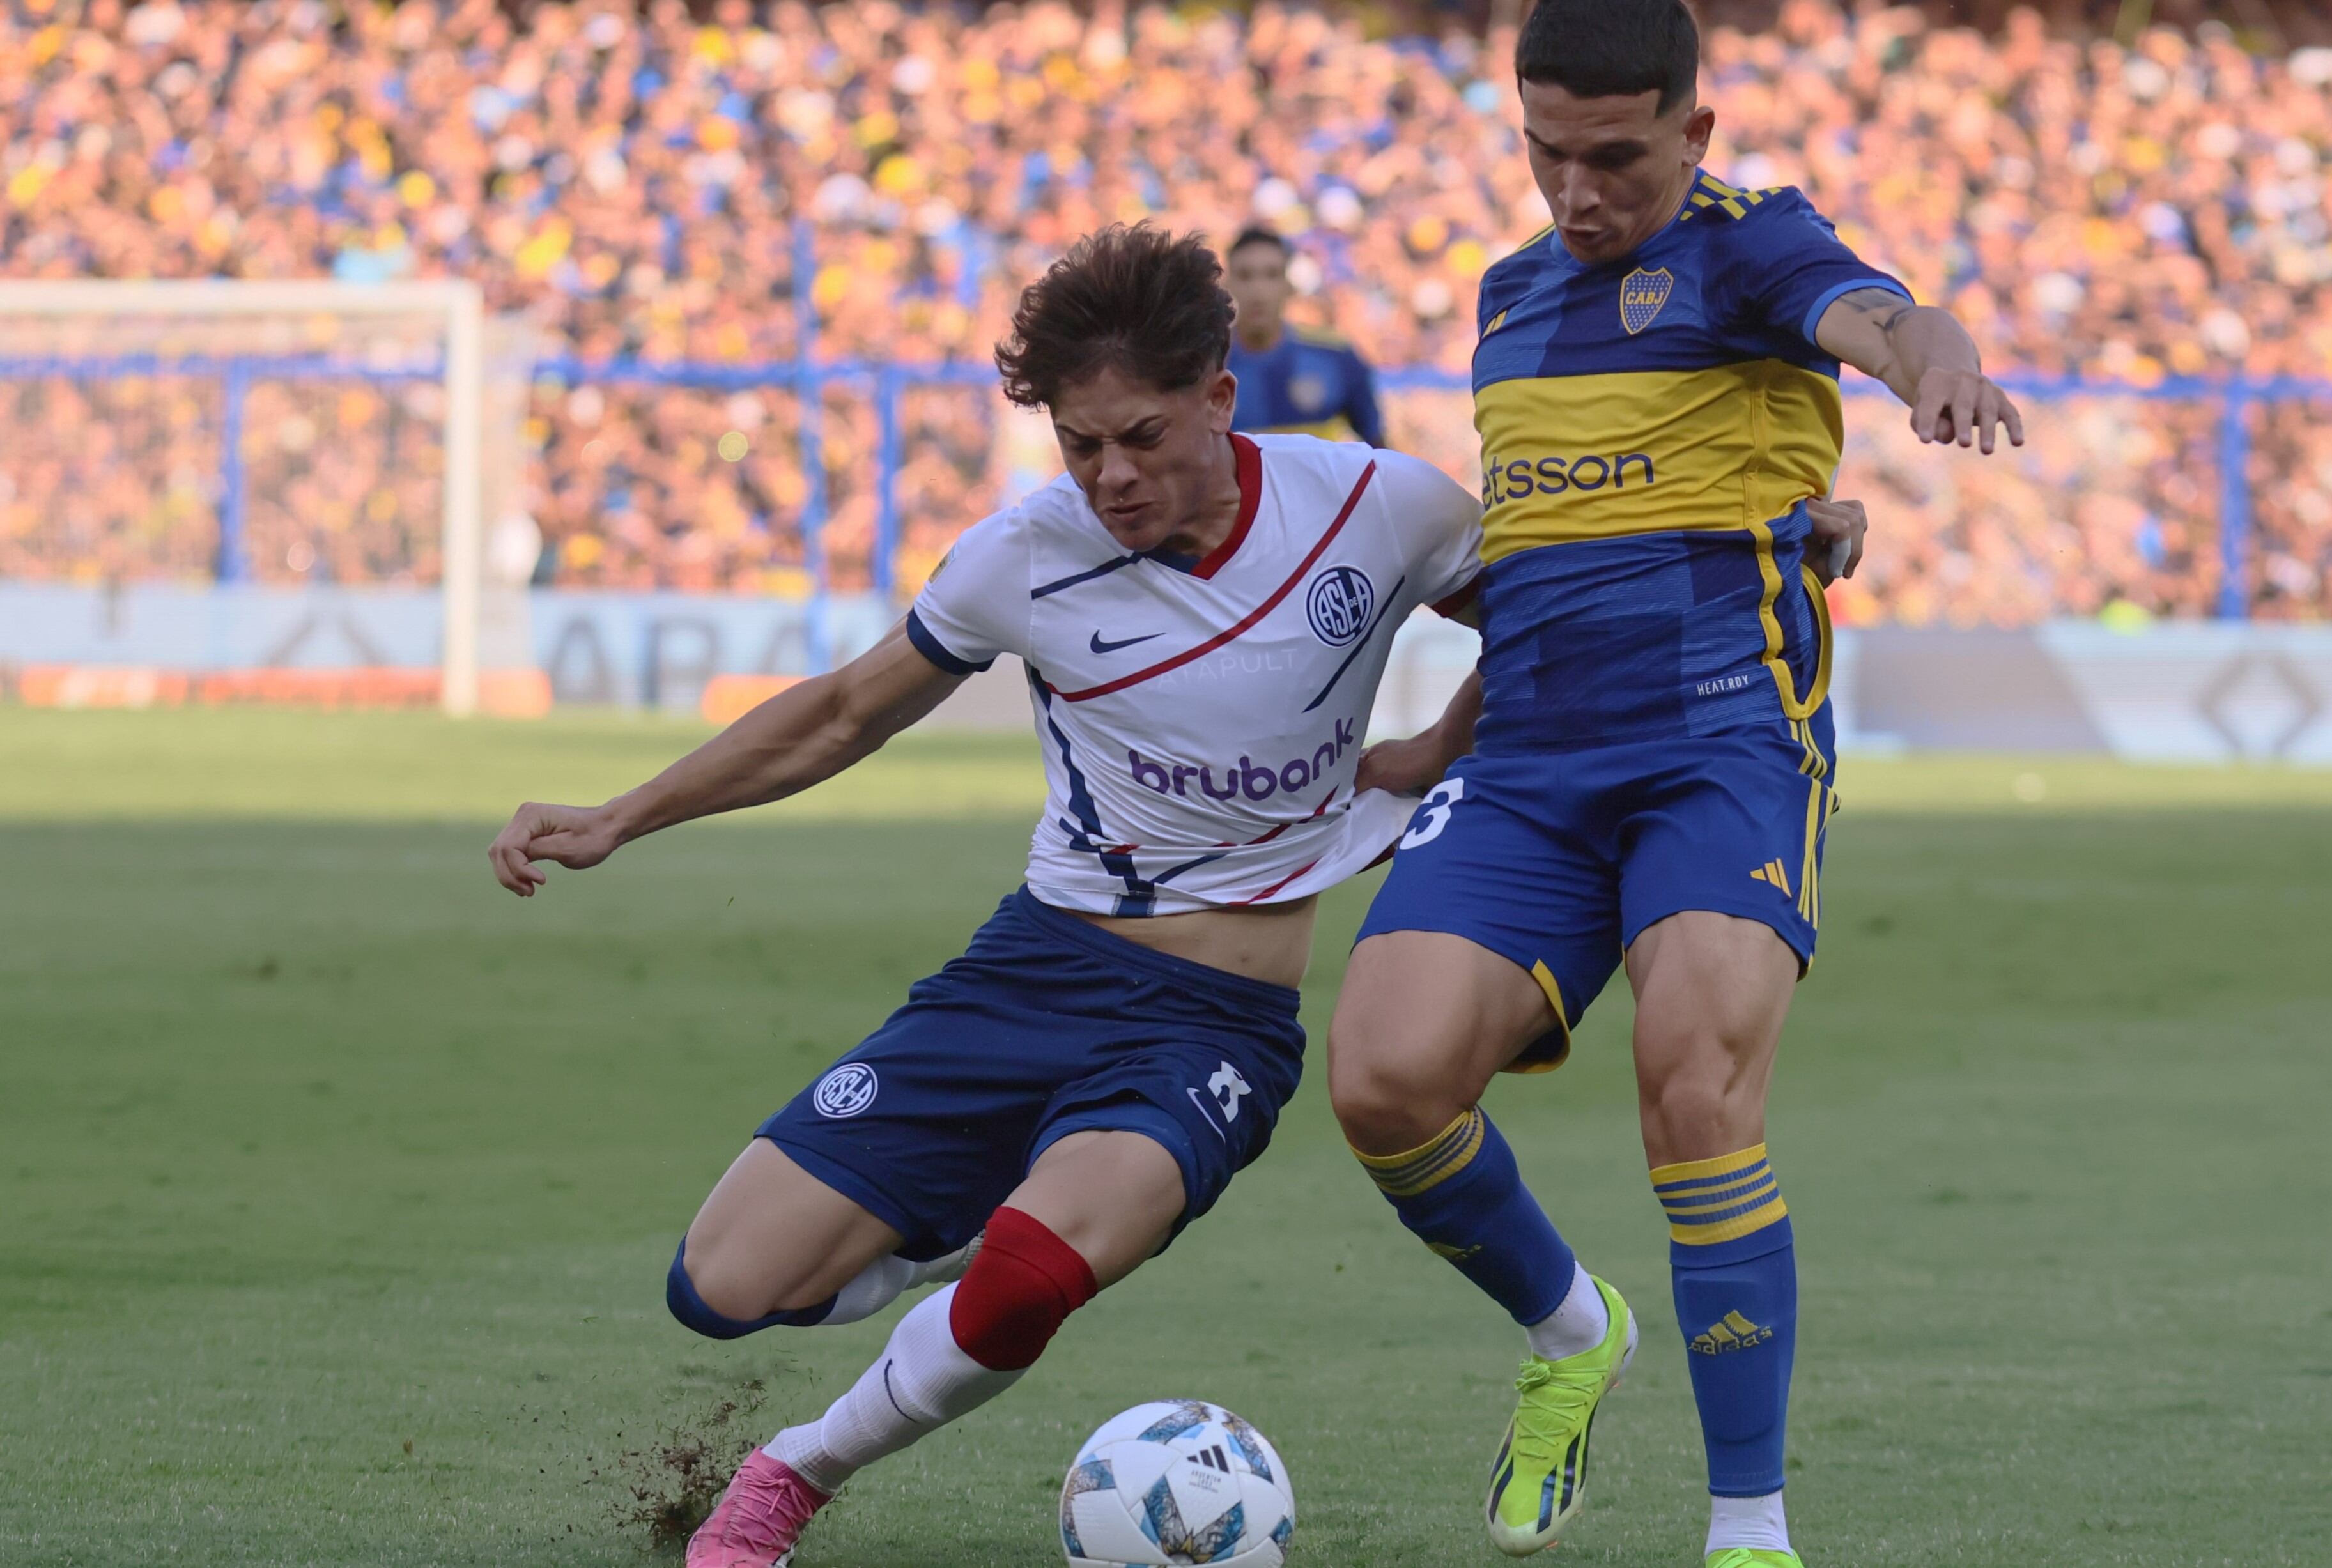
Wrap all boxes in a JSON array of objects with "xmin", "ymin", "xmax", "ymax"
[
  {"xmin": 1469, "ymin": 171, "xmax": 1908, "ymax": 749},
  {"xmin": 1230, "ymin": 326, "xmax": 1384, "ymax": 446}
]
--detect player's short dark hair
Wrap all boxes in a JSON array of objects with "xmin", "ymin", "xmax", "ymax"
[
  {"xmin": 1515, "ymin": 0, "xmax": 1699, "ymax": 116},
  {"xmin": 1228, "ymin": 226, "xmax": 1290, "ymax": 261},
  {"xmin": 994, "ymin": 224, "xmax": 1233, "ymax": 410}
]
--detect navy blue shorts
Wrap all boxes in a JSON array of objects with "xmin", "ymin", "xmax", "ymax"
[
  {"xmin": 1356, "ymin": 711, "xmax": 1837, "ymax": 1070},
  {"xmin": 759, "ymin": 888, "xmax": 1305, "ymax": 1259}
]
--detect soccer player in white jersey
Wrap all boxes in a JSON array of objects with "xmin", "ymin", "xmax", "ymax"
[{"xmin": 484, "ymin": 225, "xmax": 1486, "ymax": 1568}]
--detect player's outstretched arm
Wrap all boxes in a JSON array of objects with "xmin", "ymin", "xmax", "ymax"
[
  {"xmin": 1814, "ymin": 288, "xmax": 2025, "ymax": 456},
  {"xmin": 486, "ymin": 620, "xmax": 964, "ymax": 896}
]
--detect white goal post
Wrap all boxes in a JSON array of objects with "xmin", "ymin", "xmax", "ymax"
[{"xmin": 0, "ymin": 278, "xmax": 493, "ymax": 715}]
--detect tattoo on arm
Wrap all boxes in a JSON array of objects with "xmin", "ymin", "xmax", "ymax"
[{"xmin": 1836, "ymin": 286, "xmax": 1915, "ymax": 334}]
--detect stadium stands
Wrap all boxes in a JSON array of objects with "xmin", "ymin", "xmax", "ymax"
[{"xmin": 1, "ymin": 1, "xmax": 2328, "ymax": 620}]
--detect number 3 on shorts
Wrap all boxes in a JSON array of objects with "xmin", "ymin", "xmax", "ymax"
[{"xmin": 1400, "ymin": 777, "xmax": 1465, "ymax": 849}]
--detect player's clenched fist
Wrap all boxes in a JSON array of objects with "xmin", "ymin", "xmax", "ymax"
[
  {"xmin": 1805, "ymin": 495, "xmax": 1869, "ymax": 584},
  {"xmin": 487, "ymin": 801, "xmax": 621, "ymax": 896}
]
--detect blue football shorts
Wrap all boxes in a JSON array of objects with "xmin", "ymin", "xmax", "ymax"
[
  {"xmin": 758, "ymin": 887, "xmax": 1304, "ymax": 1259},
  {"xmin": 1355, "ymin": 711, "xmax": 1838, "ymax": 1071}
]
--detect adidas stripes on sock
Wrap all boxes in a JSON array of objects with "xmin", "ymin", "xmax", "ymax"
[
  {"xmin": 1653, "ymin": 1144, "xmax": 1798, "ymax": 1498},
  {"xmin": 1354, "ymin": 1107, "xmax": 1580, "ymax": 1329}
]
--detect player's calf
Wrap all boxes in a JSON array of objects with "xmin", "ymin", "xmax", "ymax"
[
  {"xmin": 698, "ymin": 1128, "xmax": 1182, "ymax": 1568},
  {"xmin": 1328, "ymin": 933, "xmax": 1587, "ymax": 1330},
  {"xmin": 1655, "ymin": 1146, "xmax": 1799, "ymax": 1562},
  {"xmin": 689, "ymin": 1208, "xmax": 1098, "ymax": 1568},
  {"xmin": 1626, "ymin": 913, "xmax": 1805, "ymax": 1560},
  {"xmin": 691, "ymin": 1205, "xmax": 1101, "ymax": 1568},
  {"xmin": 764, "ymin": 1207, "xmax": 1099, "ymax": 1493},
  {"xmin": 1624, "ymin": 911, "xmax": 1795, "ymax": 1167}
]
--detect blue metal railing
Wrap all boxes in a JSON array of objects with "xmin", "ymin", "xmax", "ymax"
[
  {"xmin": 1354, "ymin": 366, "xmax": 2326, "ymax": 623},
  {"xmin": 3, "ymin": 345, "xmax": 2325, "ymax": 619}
]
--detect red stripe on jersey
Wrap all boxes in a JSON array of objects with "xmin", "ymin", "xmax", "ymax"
[
  {"xmin": 1191, "ymin": 434, "xmax": 1263, "ymax": 580},
  {"xmin": 1232, "ymin": 856, "xmax": 1323, "ymax": 906},
  {"xmin": 1051, "ymin": 459, "xmax": 1378, "ymax": 703},
  {"xmin": 1215, "ymin": 785, "xmax": 1341, "ymax": 849}
]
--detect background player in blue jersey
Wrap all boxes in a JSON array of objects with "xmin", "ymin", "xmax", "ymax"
[
  {"xmin": 1225, "ymin": 226, "xmax": 1385, "ymax": 445},
  {"xmin": 1324, "ymin": 4, "xmax": 2023, "ymax": 1567}
]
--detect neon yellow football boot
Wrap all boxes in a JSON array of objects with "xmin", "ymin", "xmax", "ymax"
[
  {"xmin": 1706, "ymin": 1551, "xmax": 1803, "ymax": 1568},
  {"xmin": 1483, "ymin": 1274, "xmax": 1637, "ymax": 1556}
]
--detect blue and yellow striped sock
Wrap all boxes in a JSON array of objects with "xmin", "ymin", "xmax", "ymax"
[
  {"xmin": 1354, "ymin": 1108, "xmax": 1577, "ymax": 1326},
  {"xmin": 1652, "ymin": 1144, "xmax": 1798, "ymax": 1498}
]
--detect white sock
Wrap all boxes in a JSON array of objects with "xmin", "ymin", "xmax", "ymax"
[
  {"xmin": 1524, "ymin": 1264, "xmax": 1610, "ymax": 1362},
  {"xmin": 811, "ymin": 1235, "xmax": 982, "ymax": 1328},
  {"xmin": 908, "ymin": 1232, "xmax": 982, "ymax": 1288},
  {"xmin": 819, "ymin": 1254, "xmax": 918, "ymax": 1326},
  {"xmin": 1706, "ymin": 1490, "xmax": 1790, "ymax": 1555},
  {"xmin": 763, "ymin": 1284, "xmax": 1023, "ymax": 1493}
]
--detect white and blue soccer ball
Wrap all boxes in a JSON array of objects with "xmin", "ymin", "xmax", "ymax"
[{"xmin": 1060, "ymin": 1399, "xmax": 1295, "ymax": 1567}]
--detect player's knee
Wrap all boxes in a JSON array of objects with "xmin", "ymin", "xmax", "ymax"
[
  {"xmin": 667, "ymin": 1241, "xmax": 766, "ymax": 1337},
  {"xmin": 665, "ymin": 1240, "xmax": 828, "ymax": 1339},
  {"xmin": 1327, "ymin": 1042, "xmax": 1453, "ymax": 1154},
  {"xmin": 1635, "ymin": 1049, "xmax": 1758, "ymax": 1160},
  {"xmin": 947, "ymin": 1207, "xmax": 1099, "ymax": 1372}
]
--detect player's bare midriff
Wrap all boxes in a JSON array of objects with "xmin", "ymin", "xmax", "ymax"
[{"xmin": 1070, "ymin": 896, "xmax": 1318, "ymax": 991}]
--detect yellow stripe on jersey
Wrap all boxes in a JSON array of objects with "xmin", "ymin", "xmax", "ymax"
[
  {"xmin": 1682, "ymin": 175, "xmax": 1778, "ymax": 223},
  {"xmin": 1499, "ymin": 961, "xmax": 1573, "ymax": 1075},
  {"xmin": 1473, "ymin": 357, "xmax": 1841, "ymax": 721},
  {"xmin": 1797, "ymin": 776, "xmax": 1824, "ymax": 926},
  {"xmin": 1738, "ymin": 535, "xmax": 1835, "ymax": 722},
  {"xmin": 1473, "ymin": 362, "xmax": 1847, "ymax": 562}
]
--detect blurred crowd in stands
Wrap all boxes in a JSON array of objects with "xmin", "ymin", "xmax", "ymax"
[{"xmin": 2, "ymin": 0, "xmax": 2330, "ymax": 621}]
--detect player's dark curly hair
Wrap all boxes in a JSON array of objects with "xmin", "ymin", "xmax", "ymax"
[
  {"xmin": 994, "ymin": 224, "xmax": 1233, "ymax": 410},
  {"xmin": 1516, "ymin": 0, "xmax": 1699, "ymax": 116}
]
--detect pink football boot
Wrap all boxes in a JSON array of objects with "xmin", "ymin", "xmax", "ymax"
[{"xmin": 686, "ymin": 1450, "xmax": 834, "ymax": 1568}]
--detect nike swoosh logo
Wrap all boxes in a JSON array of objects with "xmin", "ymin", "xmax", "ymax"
[{"xmin": 1090, "ymin": 630, "xmax": 1165, "ymax": 654}]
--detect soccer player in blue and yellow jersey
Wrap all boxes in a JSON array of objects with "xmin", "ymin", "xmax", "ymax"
[
  {"xmin": 1224, "ymin": 226, "xmax": 1385, "ymax": 445},
  {"xmin": 1325, "ymin": 4, "xmax": 2023, "ymax": 1565}
]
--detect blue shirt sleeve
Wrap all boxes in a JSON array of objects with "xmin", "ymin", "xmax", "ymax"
[
  {"xmin": 905, "ymin": 608, "xmax": 994, "ymax": 675},
  {"xmin": 1342, "ymin": 346, "xmax": 1384, "ymax": 447},
  {"xmin": 1723, "ymin": 187, "xmax": 1912, "ymax": 346}
]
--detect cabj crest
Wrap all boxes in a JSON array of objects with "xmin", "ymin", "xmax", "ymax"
[{"xmin": 1620, "ymin": 267, "xmax": 1674, "ymax": 334}]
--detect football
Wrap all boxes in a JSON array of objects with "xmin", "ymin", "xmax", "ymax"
[{"xmin": 1059, "ymin": 1399, "xmax": 1296, "ymax": 1567}]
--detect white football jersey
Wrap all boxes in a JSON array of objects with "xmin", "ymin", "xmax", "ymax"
[{"xmin": 908, "ymin": 434, "xmax": 1483, "ymax": 916}]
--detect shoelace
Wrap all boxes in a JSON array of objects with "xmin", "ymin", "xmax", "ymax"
[
  {"xmin": 720, "ymin": 1460, "xmax": 824, "ymax": 1549},
  {"xmin": 1508, "ymin": 1355, "xmax": 1602, "ymax": 1462}
]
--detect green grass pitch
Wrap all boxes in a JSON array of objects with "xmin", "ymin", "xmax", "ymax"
[{"xmin": 4, "ymin": 707, "xmax": 2328, "ymax": 1567}]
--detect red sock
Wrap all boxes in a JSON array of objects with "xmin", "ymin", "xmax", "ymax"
[{"xmin": 947, "ymin": 1206, "xmax": 1099, "ymax": 1371}]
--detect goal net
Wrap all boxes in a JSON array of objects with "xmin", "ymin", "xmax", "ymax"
[{"xmin": 0, "ymin": 279, "xmax": 536, "ymax": 716}]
